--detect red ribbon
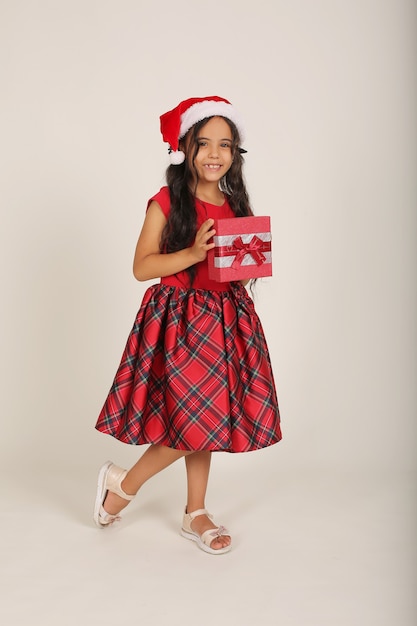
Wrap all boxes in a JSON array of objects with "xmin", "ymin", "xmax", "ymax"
[{"xmin": 230, "ymin": 235, "xmax": 267, "ymax": 269}]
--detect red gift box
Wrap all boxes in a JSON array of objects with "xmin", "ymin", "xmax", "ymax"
[{"xmin": 207, "ymin": 216, "xmax": 272, "ymax": 282}]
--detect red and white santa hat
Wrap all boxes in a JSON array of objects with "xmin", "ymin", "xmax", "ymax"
[{"xmin": 159, "ymin": 96, "xmax": 245, "ymax": 164}]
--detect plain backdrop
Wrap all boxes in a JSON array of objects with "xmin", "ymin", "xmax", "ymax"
[
  {"xmin": 0, "ymin": 1, "xmax": 416, "ymax": 625},
  {"xmin": 1, "ymin": 0, "xmax": 415, "ymax": 473}
]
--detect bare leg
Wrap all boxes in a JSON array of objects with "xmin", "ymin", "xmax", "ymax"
[
  {"xmin": 185, "ymin": 451, "xmax": 231, "ymax": 551},
  {"xmin": 103, "ymin": 444, "xmax": 190, "ymax": 515}
]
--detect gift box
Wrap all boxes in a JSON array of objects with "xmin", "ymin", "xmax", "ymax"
[{"xmin": 207, "ymin": 216, "xmax": 272, "ymax": 282}]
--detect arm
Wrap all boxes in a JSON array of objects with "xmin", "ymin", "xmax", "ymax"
[{"xmin": 133, "ymin": 201, "xmax": 216, "ymax": 281}]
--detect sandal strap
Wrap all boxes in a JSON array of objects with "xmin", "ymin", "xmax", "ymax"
[
  {"xmin": 106, "ymin": 465, "xmax": 135, "ymax": 501},
  {"xmin": 99, "ymin": 505, "xmax": 121, "ymax": 525},
  {"xmin": 187, "ymin": 508, "xmax": 213, "ymax": 520},
  {"xmin": 200, "ymin": 525, "xmax": 231, "ymax": 548}
]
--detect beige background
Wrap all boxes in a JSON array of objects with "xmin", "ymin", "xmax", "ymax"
[
  {"xmin": 1, "ymin": 1, "xmax": 416, "ymax": 625},
  {"xmin": 1, "ymin": 0, "xmax": 415, "ymax": 473}
]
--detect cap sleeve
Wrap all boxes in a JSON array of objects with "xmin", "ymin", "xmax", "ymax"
[{"xmin": 147, "ymin": 186, "xmax": 171, "ymax": 219}]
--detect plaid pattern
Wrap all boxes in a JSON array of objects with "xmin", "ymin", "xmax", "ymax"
[{"xmin": 95, "ymin": 282, "xmax": 281, "ymax": 452}]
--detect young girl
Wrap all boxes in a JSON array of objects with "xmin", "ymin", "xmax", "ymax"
[{"xmin": 94, "ymin": 96, "xmax": 282, "ymax": 554}]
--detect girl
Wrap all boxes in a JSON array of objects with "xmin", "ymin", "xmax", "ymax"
[{"xmin": 94, "ymin": 96, "xmax": 282, "ymax": 554}]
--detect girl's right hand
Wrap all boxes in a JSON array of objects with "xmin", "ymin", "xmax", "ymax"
[{"xmin": 190, "ymin": 219, "xmax": 216, "ymax": 262}]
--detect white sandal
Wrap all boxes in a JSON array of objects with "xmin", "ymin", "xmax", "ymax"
[
  {"xmin": 93, "ymin": 460, "xmax": 135, "ymax": 528},
  {"xmin": 181, "ymin": 508, "xmax": 231, "ymax": 555}
]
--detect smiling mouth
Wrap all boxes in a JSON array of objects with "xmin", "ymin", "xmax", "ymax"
[{"xmin": 204, "ymin": 164, "xmax": 222, "ymax": 170}]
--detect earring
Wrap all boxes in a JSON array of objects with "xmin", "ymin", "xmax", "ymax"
[{"xmin": 220, "ymin": 174, "xmax": 231, "ymax": 194}]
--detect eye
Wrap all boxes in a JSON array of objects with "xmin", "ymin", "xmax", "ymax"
[
  {"xmin": 220, "ymin": 142, "xmax": 232, "ymax": 149},
  {"xmin": 198, "ymin": 140, "xmax": 208, "ymax": 147}
]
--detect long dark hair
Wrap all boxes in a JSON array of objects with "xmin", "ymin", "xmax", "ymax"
[{"xmin": 160, "ymin": 117, "xmax": 253, "ymax": 274}]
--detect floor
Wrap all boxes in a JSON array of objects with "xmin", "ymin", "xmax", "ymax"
[{"xmin": 1, "ymin": 460, "xmax": 415, "ymax": 626}]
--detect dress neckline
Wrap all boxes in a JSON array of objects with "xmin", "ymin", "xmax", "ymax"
[{"xmin": 195, "ymin": 195, "xmax": 227, "ymax": 208}]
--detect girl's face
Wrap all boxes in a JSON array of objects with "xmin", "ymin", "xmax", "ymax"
[{"xmin": 186, "ymin": 116, "xmax": 234, "ymax": 184}]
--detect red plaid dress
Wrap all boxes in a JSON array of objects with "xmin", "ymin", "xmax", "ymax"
[{"xmin": 95, "ymin": 188, "xmax": 281, "ymax": 452}]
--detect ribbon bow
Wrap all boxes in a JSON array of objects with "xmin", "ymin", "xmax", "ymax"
[
  {"xmin": 209, "ymin": 525, "xmax": 229, "ymax": 538},
  {"xmin": 230, "ymin": 235, "xmax": 266, "ymax": 270}
]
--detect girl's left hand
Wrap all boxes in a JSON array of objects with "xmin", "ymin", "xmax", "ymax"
[{"xmin": 133, "ymin": 204, "xmax": 215, "ymax": 281}]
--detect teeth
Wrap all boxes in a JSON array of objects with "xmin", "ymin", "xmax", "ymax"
[{"xmin": 206, "ymin": 165, "xmax": 220, "ymax": 169}]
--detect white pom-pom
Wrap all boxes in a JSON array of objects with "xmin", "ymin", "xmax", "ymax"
[{"xmin": 169, "ymin": 150, "xmax": 186, "ymax": 165}]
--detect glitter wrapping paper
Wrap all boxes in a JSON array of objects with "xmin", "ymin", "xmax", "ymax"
[{"xmin": 207, "ymin": 216, "xmax": 272, "ymax": 282}]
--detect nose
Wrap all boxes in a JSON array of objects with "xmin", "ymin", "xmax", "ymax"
[{"xmin": 208, "ymin": 145, "xmax": 219, "ymax": 158}]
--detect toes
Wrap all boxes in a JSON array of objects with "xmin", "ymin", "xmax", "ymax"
[{"xmin": 211, "ymin": 536, "xmax": 231, "ymax": 550}]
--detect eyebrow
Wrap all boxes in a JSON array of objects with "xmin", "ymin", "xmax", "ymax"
[{"xmin": 197, "ymin": 136, "xmax": 232, "ymax": 141}]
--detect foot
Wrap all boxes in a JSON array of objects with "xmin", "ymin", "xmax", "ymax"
[
  {"xmin": 94, "ymin": 461, "xmax": 136, "ymax": 528},
  {"xmin": 189, "ymin": 512, "xmax": 231, "ymax": 551},
  {"xmin": 102, "ymin": 489, "xmax": 132, "ymax": 516}
]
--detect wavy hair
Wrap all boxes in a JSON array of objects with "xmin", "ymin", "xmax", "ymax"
[{"xmin": 160, "ymin": 116, "xmax": 253, "ymax": 284}]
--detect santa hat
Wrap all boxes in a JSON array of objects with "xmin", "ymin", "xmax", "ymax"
[{"xmin": 160, "ymin": 96, "xmax": 245, "ymax": 165}]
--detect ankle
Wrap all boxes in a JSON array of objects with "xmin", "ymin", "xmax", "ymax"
[
  {"xmin": 120, "ymin": 477, "xmax": 137, "ymax": 498},
  {"xmin": 186, "ymin": 505, "xmax": 206, "ymax": 516}
]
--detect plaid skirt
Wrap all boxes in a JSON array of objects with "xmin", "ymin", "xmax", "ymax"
[{"xmin": 95, "ymin": 282, "xmax": 281, "ymax": 452}]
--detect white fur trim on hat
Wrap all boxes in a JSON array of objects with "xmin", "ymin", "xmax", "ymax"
[{"xmin": 179, "ymin": 101, "xmax": 245, "ymax": 142}]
